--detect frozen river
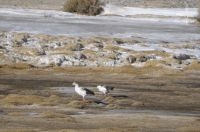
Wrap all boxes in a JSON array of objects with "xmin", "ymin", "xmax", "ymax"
[{"xmin": 0, "ymin": 7, "xmax": 200, "ymax": 43}]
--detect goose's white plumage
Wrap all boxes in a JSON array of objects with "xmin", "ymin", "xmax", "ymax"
[
  {"xmin": 97, "ymin": 85, "xmax": 114, "ymax": 95},
  {"xmin": 72, "ymin": 82, "xmax": 94, "ymax": 100},
  {"xmin": 97, "ymin": 85, "xmax": 107, "ymax": 95}
]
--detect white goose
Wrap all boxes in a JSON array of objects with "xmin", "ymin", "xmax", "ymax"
[
  {"xmin": 97, "ymin": 85, "xmax": 114, "ymax": 96},
  {"xmin": 72, "ymin": 82, "xmax": 95, "ymax": 101}
]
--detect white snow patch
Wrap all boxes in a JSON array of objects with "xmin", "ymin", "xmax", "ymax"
[
  {"xmin": 34, "ymin": 55, "xmax": 66, "ymax": 66},
  {"xmin": 158, "ymin": 47, "xmax": 200, "ymax": 59},
  {"xmin": 0, "ymin": 8, "xmax": 74, "ymax": 18},
  {"xmin": 131, "ymin": 62, "xmax": 146, "ymax": 68},
  {"xmin": 102, "ymin": 4, "xmax": 198, "ymax": 18},
  {"xmin": 119, "ymin": 44, "xmax": 156, "ymax": 51},
  {"xmin": 117, "ymin": 43, "xmax": 200, "ymax": 59}
]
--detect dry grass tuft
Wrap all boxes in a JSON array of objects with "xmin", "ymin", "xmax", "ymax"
[
  {"xmin": 103, "ymin": 96, "xmax": 116, "ymax": 103},
  {"xmin": 0, "ymin": 94, "xmax": 44, "ymax": 105},
  {"xmin": 0, "ymin": 63, "xmax": 33, "ymax": 69},
  {"xmin": 184, "ymin": 61, "xmax": 200, "ymax": 71},
  {"xmin": 67, "ymin": 100, "xmax": 86, "ymax": 109},
  {"xmin": 40, "ymin": 111, "xmax": 66, "ymax": 118},
  {"xmin": 0, "ymin": 129, "xmax": 37, "ymax": 132},
  {"xmin": 106, "ymin": 103, "xmax": 120, "ymax": 109},
  {"xmin": 7, "ymin": 112, "xmax": 25, "ymax": 116},
  {"xmin": 41, "ymin": 95, "xmax": 63, "ymax": 106},
  {"xmin": 105, "ymin": 45, "xmax": 123, "ymax": 51},
  {"xmin": 63, "ymin": 0, "xmax": 104, "ymax": 16}
]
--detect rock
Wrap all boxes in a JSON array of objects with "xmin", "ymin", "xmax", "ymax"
[
  {"xmin": 113, "ymin": 38, "xmax": 125, "ymax": 44},
  {"xmin": 37, "ymin": 50, "xmax": 46, "ymax": 56},
  {"xmin": 126, "ymin": 55, "xmax": 136, "ymax": 64},
  {"xmin": 86, "ymin": 61, "xmax": 98, "ymax": 67},
  {"xmin": 13, "ymin": 41, "xmax": 23, "ymax": 47},
  {"xmin": 173, "ymin": 54, "xmax": 190, "ymax": 60},
  {"xmin": 183, "ymin": 61, "xmax": 191, "ymax": 65},
  {"xmin": 103, "ymin": 60, "xmax": 116, "ymax": 67},
  {"xmin": 61, "ymin": 61, "xmax": 73, "ymax": 66},
  {"xmin": 55, "ymin": 56, "xmax": 66, "ymax": 66},
  {"xmin": 22, "ymin": 35, "xmax": 28, "ymax": 43},
  {"xmin": 74, "ymin": 43, "xmax": 84, "ymax": 51},
  {"xmin": 146, "ymin": 54, "xmax": 157, "ymax": 60},
  {"xmin": 74, "ymin": 53, "xmax": 87, "ymax": 60},
  {"xmin": 138, "ymin": 56, "xmax": 148, "ymax": 62},
  {"xmin": 0, "ymin": 45, "xmax": 4, "ymax": 49},
  {"xmin": 115, "ymin": 52, "xmax": 122, "ymax": 60},
  {"xmin": 95, "ymin": 43, "xmax": 104, "ymax": 49},
  {"xmin": 177, "ymin": 60, "xmax": 182, "ymax": 64},
  {"xmin": 73, "ymin": 60, "xmax": 86, "ymax": 66},
  {"xmin": 35, "ymin": 55, "xmax": 66, "ymax": 67}
]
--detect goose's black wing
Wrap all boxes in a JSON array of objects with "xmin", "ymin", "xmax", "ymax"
[
  {"xmin": 83, "ymin": 88, "xmax": 95, "ymax": 95},
  {"xmin": 105, "ymin": 86, "xmax": 115, "ymax": 91}
]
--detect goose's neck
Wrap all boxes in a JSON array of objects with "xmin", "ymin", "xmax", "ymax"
[{"xmin": 74, "ymin": 84, "xmax": 79, "ymax": 89}]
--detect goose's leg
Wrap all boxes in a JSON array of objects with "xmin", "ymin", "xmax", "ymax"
[
  {"xmin": 105, "ymin": 91, "xmax": 109, "ymax": 97},
  {"xmin": 105, "ymin": 93, "xmax": 107, "ymax": 97},
  {"xmin": 82, "ymin": 96, "xmax": 85, "ymax": 101}
]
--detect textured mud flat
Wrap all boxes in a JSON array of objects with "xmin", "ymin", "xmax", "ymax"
[{"xmin": 0, "ymin": 68, "xmax": 200, "ymax": 131}]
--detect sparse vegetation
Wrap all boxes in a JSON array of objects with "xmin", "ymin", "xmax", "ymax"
[{"xmin": 63, "ymin": 0, "xmax": 104, "ymax": 16}]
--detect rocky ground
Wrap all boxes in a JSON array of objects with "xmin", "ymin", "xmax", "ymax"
[{"xmin": 0, "ymin": 32, "xmax": 200, "ymax": 70}]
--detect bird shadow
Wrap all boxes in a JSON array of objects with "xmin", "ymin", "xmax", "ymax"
[
  {"xmin": 111, "ymin": 95, "xmax": 129, "ymax": 98},
  {"xmin": 94, "ymin": 100, "xmax": 108, "ymax": 105}
]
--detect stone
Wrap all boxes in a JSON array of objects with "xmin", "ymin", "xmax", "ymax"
[
  {"xmin": 183, "ymin": 61, "xmax": 191, "ymax": 65},
  {"xmin": 74, "ymin": 53, "xmax": 87, "ymax": 60},
  {"xmin": 126, "ymin": 55, "xmax": 137, "ymax": 63},
  {"xmin": 0, "ymin": 45, "xmax": 4, "ymax": 49},
  {"xmin": 95, "ymin": 43, "xmax": 104, "ymax": 49},
  {"xmin": 138, "ymin": 56, "xmax": 148, "ymax": 62},
  {"xmin": 173, "ymin": 54, "xmax": 190, "ymax": 60},
  {"xmin": 113, "ymin": 38, "xmax": 126, "ymax": 45},
  {"xmin": 74, "ymin": 43, "xmax": 84, "ymax": 51},
  {"xmin": 37, "ymin": 50, "xmax": 46, "ymax": 56},
  {"xmin": 61, "ymin": 61, "xmax": 73, "ymax": 66},
  {"xmin": 115, "ymin": 52, "xmax": 122, "ymax": 60},
  {"xmin": 21, "ymin": 34, "xmax": 30, "ymax": 43},
  {"xmin": 146, "ymin": 54, "xmax": 157, "ymax": 60},
  {"xmin": 22, "ymin": 35, "xmax": 28, "ymax": 43}
]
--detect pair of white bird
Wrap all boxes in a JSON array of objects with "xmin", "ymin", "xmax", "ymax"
[{"xmin": 72, "ymin": 82, "xmax": 114, "ymax": 101}]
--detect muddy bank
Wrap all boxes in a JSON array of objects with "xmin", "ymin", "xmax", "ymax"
[
  {"xmin": 0, "ymin": 69, "xmax": 200, "ymax": 131},
  {"xmin": 1, "ymin": 68, "xmax": 200, "ymax": 112}
]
